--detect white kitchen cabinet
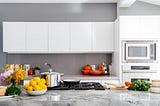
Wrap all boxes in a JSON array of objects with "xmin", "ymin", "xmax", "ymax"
[
  {"xmin": 3, "ymin": 22, "xmax": 26, "ymax": 52},
  {"xmin": 3, "ymin": 22, "xmax": 115, "ymax": 53},
  {"xmin": 70, "ymin": 22, "xmax": 92, "ymax": 52},
  {"xmin": 140, "ymin": 16, "xmax": 160, "ymax": 37},
  {"xmin": 49, "ymin": 22, "xmax": 70, "ymax": 52},
  {"xmin": 26, "ymin": 22, "xmax": 48, "ymax": 52},
  {"xmin": 120, "ymin": 16, "xmax": 160, "ymax": 39},
  {"xmin": 92, "ymin": 22, "xmax": 114, "ymax": 52},
  {"xmin": 120, "ymin": 16, "xmax": 140, "ymax": 38}
]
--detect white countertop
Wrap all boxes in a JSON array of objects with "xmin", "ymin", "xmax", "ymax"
[{"xmin": 1, "ymin": 90, "xmax": 159, "ymax": 106}]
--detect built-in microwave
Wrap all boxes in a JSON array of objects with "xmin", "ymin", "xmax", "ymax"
[{"xmin": 122, "ymin": 40, "xmax": 158, "ymax": 63}]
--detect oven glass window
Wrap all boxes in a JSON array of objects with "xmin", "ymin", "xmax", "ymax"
[{"xmin": 128, "ymin": 46, "xmax": 147, "ymax": 57}]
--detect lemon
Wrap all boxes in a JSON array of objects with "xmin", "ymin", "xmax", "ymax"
[
  {"xmin": 27, "ymin": 86, "xmax": 33, "ymax": 91},
  {"xmin": 33, "ymin": 85, "xmax": 41, "ymax": 91},
  {"xmin": 40, "ymin": 78, "xmax": 46, "ymax": 84},
  {"xmin": 38, "ymin": 82, "xmax": 44, "ymax": 87},
  {"xmin": 41, "ymin": 85, "xmax": 47, "ymax": 90},
  {"xmin": 33, "ymin": 77, "xmax": 40, "ymax": 82},
  {"xmin": 29, "ymin": 80, "xmax": 37, "ymax": 87},
  {"xmin": 24, "ymin": 84, "xmax": 29, "ymax": 90}
]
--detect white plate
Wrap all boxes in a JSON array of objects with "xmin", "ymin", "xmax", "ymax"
[{"xmin": 26, "ymin": 89, "xmax": 47, "ymax": 96}]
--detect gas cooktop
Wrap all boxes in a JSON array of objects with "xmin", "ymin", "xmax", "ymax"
[{"xmin": 48, "ymin": 82, "xmax": 105, "ymax": 90}]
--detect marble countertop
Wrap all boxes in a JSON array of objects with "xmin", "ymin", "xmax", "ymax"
[{"xmin": 0, "ymin": 90, "xmax": 160, "ymax": 106}]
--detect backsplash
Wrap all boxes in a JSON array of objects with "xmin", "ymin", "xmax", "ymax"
[{"xmin": 7, "ymin": 54, "xmax": 112, "ymax": 75}]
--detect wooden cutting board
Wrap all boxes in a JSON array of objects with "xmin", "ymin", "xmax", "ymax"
[
  {"xmin": 104, "ymin": 82, "xmax": 128, "ymax": 90},
  {"xmin": 109, "ymin": 87, "xmax": 128, "ymax": 90}
]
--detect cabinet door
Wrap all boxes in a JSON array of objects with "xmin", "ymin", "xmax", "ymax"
[
  {"xmin": 92, "ymin": 22, "xmax": 114, "ymax": 51},
  {"xmin": 26, "ymin": 22, "xmax": 48, "ymax": 52},
  {"xmin": 140, "ymin": 16, "xmax": 160, "ymax": 37},
  {"xmin": 49, "ymin": 22, "xmax": 70, "ymax": 52},
  {"xmin": 70, "ymin": 22, "xmax": 92, "ymax": 52},
  {"xmin": 120, "ymin": 16, "xmax": 140, "ymax": 38},
  {"xmin": 3, "ymin": 22, "xmax": 26, "ymax": 52},
  {"xmin": 158, "ymin": 16, "xmax": 160, "ymax": 36}
]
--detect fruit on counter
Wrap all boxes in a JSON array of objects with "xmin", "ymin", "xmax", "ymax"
[
  {"xmin": 98, "ymin": 64, "xmax": 104, "ymax": 71},
  {"xmin": 83, "ymin": 64, "xmax": 92, "ymax": 70},
  {"xmin": 24, "ymin": 77, "xmax": 47, "ymax": 91},
  {"xmin": 28, "ymin": 68, "xmax": 33, "ymax": 76},
  {"xmin": 82, "ymin": 70, "xmax": 91, "ymax": 75},
  {"xmin": 127, "ymin": 80, "xmax": 150, "ymax": 91},
  {"xmin": 125, "ymin": 81, "xmax": 132, "ymax": 87}
]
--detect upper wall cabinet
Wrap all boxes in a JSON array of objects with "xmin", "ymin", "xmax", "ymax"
[
  {"xmin": 26, "ymin": 22, "xmax": 48, "ymax": 52},
  {"xmin": 120, "ymin": 16, "xmax": 160, "ymax": 39},
  {"xmin": 3, "ymin": 22, "xmax": 114, "ymax": 53},
  {"xmin": 49, "ymin": 22, "xmax": 70, "ymax": 52},
  {"xmin": 92, "ymin": 22, "xmax": 114, "ymax": 51},
  {"xmin": 70, "ymin": 22, "xmax": 92, "ymax": 52},
  {"xmin": 3, "ymin": 22, "xmax": 26, "ymax": 52},
  {"xmin": 119, "ymin": 16, "xmax": 140, "ymax": 37},
  {"xmin": 140, "ymin": 16, "xmax": 160, "ymax": 36}
]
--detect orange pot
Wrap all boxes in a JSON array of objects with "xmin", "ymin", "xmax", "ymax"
[
  {"xmin": 82, "ymin": 70, "xmax": 91, "ymax": 75},
  {"xmin": 90, "ymin": 71, "xmax": 103, "ymax": 76}
]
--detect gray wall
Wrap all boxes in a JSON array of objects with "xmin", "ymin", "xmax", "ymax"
[
  {"xmin": 0, "ymin": 3, "xmax": 117, "ymax": 21},
  {"xmin": 0, "ymin": 3, "xmax": 116, "ymax": 74},
  {"xmin": 119, "ymin": 1, "xmax": 160, "ymax": 15},
  {"xmin": 7, "ymin": 54, "xmax": 112, "ymax": 75}
]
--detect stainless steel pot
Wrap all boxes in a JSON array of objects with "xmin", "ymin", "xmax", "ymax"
[{"xmin": 41, "ymin": 72, "xmax": 61, "ymax": 87}]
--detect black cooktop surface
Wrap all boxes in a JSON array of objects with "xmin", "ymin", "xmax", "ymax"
[{"xmin": 48, "ymin": 82, "xmax": 105, "ymax": 90}]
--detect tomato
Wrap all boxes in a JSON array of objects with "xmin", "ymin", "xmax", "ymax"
[
  {"xmin": 125, "ymin": 81, "xmax": 132, "ymax": 87},
  {"xmin": 28, "ymin": 69, "xmax": 33, "ymax": 75}
]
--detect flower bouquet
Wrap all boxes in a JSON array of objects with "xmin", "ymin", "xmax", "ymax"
[{"xmin": 0, "ymin": 64, "xmax": 26, "ymax": 96}]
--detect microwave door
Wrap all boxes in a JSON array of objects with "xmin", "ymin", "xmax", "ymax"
[{"xmin": 126, "ymin": 44, "xmax": 150, "ymax": 60}]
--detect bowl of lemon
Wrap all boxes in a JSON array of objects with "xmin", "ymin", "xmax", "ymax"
[{"xmin": 24, "ymin": 77, "xmax": 47, "ymax": 96}]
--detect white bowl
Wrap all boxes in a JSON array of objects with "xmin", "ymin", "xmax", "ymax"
[
  {"xmin": 152, "ymin": 80, "xmax": 160, "ymax": 86},
  {"xmin": 26, "ymin": 89, "xmax": 47, "ymax": 96}
]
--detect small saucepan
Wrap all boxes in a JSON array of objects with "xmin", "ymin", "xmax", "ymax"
[{"xmin": 63, "ymin": 79, "xmax": 80, "ymax": 85}]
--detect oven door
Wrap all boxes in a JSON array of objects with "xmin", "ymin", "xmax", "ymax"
[
  {"xmin": 126, "ymin": 43, "xmax": 150, "ymax": 60},
  {"xmin": 122, "ymin": 73, "xmax": 158, "ymax": 83}
]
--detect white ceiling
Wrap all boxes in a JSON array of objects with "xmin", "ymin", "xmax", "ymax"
[{"xmin": 139, "ymin": 0, "xmax": 160, "ymax": 6}]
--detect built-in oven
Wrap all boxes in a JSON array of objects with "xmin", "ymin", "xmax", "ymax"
[
  {"xmin": 122, "ymin": 72, "xmax": 160, "ymax": 83},
  {"xmin": 122, "ymin": 40, "xmax": 158, "ymax": 63}
]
